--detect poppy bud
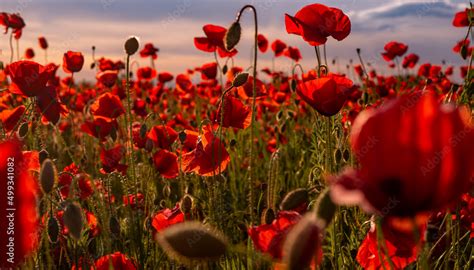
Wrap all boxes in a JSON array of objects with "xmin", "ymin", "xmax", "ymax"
[
  {"xmin": 124, "ymin": 36, "xmax": 140, "ymax": 55},
  {"xmin": 180, "ymin": 194, "xmax": 194, "ymax": 214},
  {"xmin": 90, "ymin": 62, "xmax": 95, "ymax": 69},
  {"xmin": 225, "ymin": 21, "xmax": 241, "ymax": 51},
  {"xmin": 40, "ymin": 159, "xmax": 57, "ymax": 194},
  {"xmin": 159, "ymin": 200, "xmax": 167, "ymax": 209},
  {"xmin": 461, "ymin": 45, "xmax": 468, "ymax": 60},
  {"xmin": 334, "ymin": 149, "xmax": 343, "ymax": 163},
  {"xmin": 280, "ymin": 188, "xmax": 308, "ymax": 212},
  {"xmin": 261, "ymin": 208, "xmax": 275, "ymax": 224},
  {"xmin": 222, "ymin": 64, "xmax": 228, "ymax": 75},
  {"xmin": 283, "ymin": 213, "xmax": 323, "ymax": 270},
  {"xmin": 17, "ymin": 122, "xmax": 28, "ymax": 138},
  {"xmin": 314, "ymin": 188, "xmax": 336, "ymax": 227},
  {"xmin": 38, "ymin": 36, "xmax": 48, "ymax": 50},
  {"xmin": 229, "ymin": 139, "xmax": 237, "ymax": 147},
  {"xmin": 47, "ymin": 216, "xmax": 60, "ymax": 244},
  {"xmin": 157, "ymin": 222, "xmax": 228, "ymax": 264},
  {"xmin": 39, "ymin": 149, "xmax": 49, "ymax": 164},
  {"xmin": 109, "ymin": 216, "xmax": 121, "ymax": 238},
  {"xmin": 232, "ymin": 72, "xmax": 249, "ymax": 87},
  {"xmin": 139, "ymin": 124, "xmax": 148, "ymax": 138},
  {"xmin": 63, "ymin": 202, "xmax": 84, "ymax": 240},
  {"xmin": 342, "ymin": 149, "xmax": 350, "ymax": 162},
  {"xmin": 178, "ymin": 131, "xmax": 187, "ymax": 143},
  {"xmin": 290, "ymin": 79, "xmax": 297, "ymax": 92}
]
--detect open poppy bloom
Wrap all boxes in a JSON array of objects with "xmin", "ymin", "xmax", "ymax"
[
  {"xmin": 194, "ymin": 24, "xmax": 238, "ymax": 57},
  {"xmin": 216, "ymin": 95, "xmax": 251, "ymax": 129},
  {"xmin": 136, "ymin": 67, "xmax": 157, "ymax": 81},
  {"xmin": 74, "ymin": 252, "xmax": 137, "ymax": 270},
  {"xmin": 0, "ymin": 139, "xmax": 38, "ymax": 268},
  {"xmin": 96, "ymin": 70, "xmax": 119, "ymax": 88},
  {"xmin": 182, "ymin": 126, "xmax": 230, "ymax": 176},
  {"xmin": 151, "ymin": 204, "xmax": 185, "ymax": 233},
  {"xmin": 5, "ymin": 61, "xmax": 55, "ymax": 97},
  {"xmin": 0, "ymin": 13, "xmax": 25, "ymax": 36},
  {"xmin": 158, "ymin": 72, "xmax": 174, "ymax": 83},
  {"xmin": 381, "ymin": 41, "xmax": 408, "ymax": 62},
  {"xmin": 81, "ymin": 116, "xmax": 118, "ymax": 141},
  {"xmin": 140, "ymin": 43, "xmax": 159, "ymax": 59},
  {"xmin": 147, "ymin": 125, "xmax": 178, "ymax": 149},
  {"xmin": 257, "ymin": 34, "xmax": 269, "ymax": 53},
  {"xmin": 297, "ymin": 73, "xmax": 353, "ymax": 116},
  {"xmin": 200, "ymin": 62, "xmax": 218, "ymax": 80},
  {"xmin": 402, "ymin": 53, "xmax": 419, "ymax": 69},
  {"xmin": 0, "ymin": 105, "xmax": 25, "ymax": 132},
  {"xmin": 152, "ymin": 149, "xmax": 179, "ymax": 179},
  {"xmin": 330, "ymin": 93, "xmax": 474, "ymax": 217},
  {"xmin": 452, "ymin": 8, "xmax": 473, "ymax": 27},
  {"xmin": 357, "ymin": 219, "xmax": 426, "ymax": 270},
  {"xmin": 100, "ymin": 145, "xmax": 127, "ymax": 174},
  {"xmin": 248, "ymin": 211, "xmax": 301, "ymax": 259},
  {"xmin": 237, "ymin": 76, "xmax": 267, "ymax": 99},
  {"xmin": 90, "ymin": 92, "xmax": 125, "ymax": 119},
  {"xmin": 271, "ymin": 39, "xmax": 287, "ymax": 57},
  {"xmin": 283, "ymin": 46, "xmax": 302, "ymax": 62},
  {"xmin": 63, "ymin": 51, "xmax": 84, "ymax": 73},
  {"xmin": 285, "ymin": 4, "xmax": 351, "ymax": 46},
  {"xmin": 36, "ymin": 85, "xmax": 68, "ymax": 125}
]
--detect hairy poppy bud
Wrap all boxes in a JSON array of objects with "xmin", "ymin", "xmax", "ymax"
[
  {"xmin": 157, "ymin": 222, "xmax": 228, "ymax": 264},
  {"xmin": 40, "ymin": 159, "xmax": 57, "ymax": 194},
  {"xmin": 314, "ymin": 188, "xmax": 336, "ymax": 227},
  {"xmin": 63, "ymin": 202, "xmax": 84, "ymax": 240},
  {"xmin": 280, "ymin": 188, "xmax": 308, "ymax": 212},
  {"xmin": 225, "ymin": 21, "xmax": 241, "ymax": 51},
  {"xmin": 124, "ymin": 36, "xmax": 140, "ymax": 55},
  {"xmin": 232, "ymin": 72, "xmax": 249, "ymax": 87},
  {"xmin": 17, "ymin": 122, "xmax": 28, "ymax": 138},
  {"xmin": 39, "ymin": 149, "xmax": 49, "ymax": 164},
  {"xmin": 47, "ymin": 216, "xmax": 60, "ymax": 244}
]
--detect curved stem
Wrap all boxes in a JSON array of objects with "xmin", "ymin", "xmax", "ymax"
[
  {"xmin": 9, "ymin": 33, "xmax": 13, "ymax": 64},
  {"xmin": 314, "ymin": 46, "xmax": 322, "ymax": 77}
]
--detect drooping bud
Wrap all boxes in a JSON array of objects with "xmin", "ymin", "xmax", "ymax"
[
  {"xmin": 224, "ymin": 21, "xmax": 241, "ymax": 51},
  {"xmin": 63, "ymin": 202, "xmax": 84, "ymax": 240},
  {"xmin": 124, "ymin": 36, "xmax": 140, "ymax": 55},
  {"xmin": 280, "ymin": 188, "xmax": 308, "ymax": 212},
  {"xmin": 40, "ymin": 159, "xmax": 57, "ymax": 194},
  {"xmin": 314, "ymin": 188, "xmax": 336, "ymax": 227},
  {"xmin": 232, "ymin": 72, "xmax": 249, "ymax": 87}
]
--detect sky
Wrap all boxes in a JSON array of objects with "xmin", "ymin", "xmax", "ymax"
[{"xmin": 0, "ymin": 0, "xmax": 471, "ymax": 81}]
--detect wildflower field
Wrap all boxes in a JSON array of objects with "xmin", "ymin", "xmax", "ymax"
[{"xmin": 0, "ymin": 1, "xmax": 473, "ymax": 269}]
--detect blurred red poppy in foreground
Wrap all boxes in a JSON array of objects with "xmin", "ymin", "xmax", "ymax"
[
  {"xmin": 0, "ymin": 139, "xmax": 38, "ymax": 268},
  {"xmin": 248, "ymin": 211, "xmax": 301, "ymax": 259},
  {"xmin": 285, "ymin": 3, "xmax": 351, "ymax": 46},
  {"xmin": 0, "ymin": 105, "xmax": 25, "ymax": 132},
  {"xmin": 330, "ymin": 93, "xmax": 474, "ymax": 217},
  {"xmin": 297, "ymin": 73, "xmax": 353, "ymax": 116},
  {"xmin": 63, "ymin": 51, "xmax": 84, "ymax": 73}
]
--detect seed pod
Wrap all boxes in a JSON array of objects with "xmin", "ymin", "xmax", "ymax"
[
  {"xmin": 261, "ymin": 208, "xmax": 275, "ymax": 225},
  {"xmin": 180, "ymin": 194, "xmax": 194, "ymax": 214},
  {"xmin": 283, "ymin": 213, "xmax": 323, "ymax": 270},
  {"xmin": 40, "ymin": 159, "xmax": 57, "ymax": 194},
  {"xmin": 124, "ymin": 36, "xmax": 140, "ymax": 55},
  {"xmin": 109, "ymin": 216, "xmax": 121, "ymax": 238},
  {"xmin": 280, "ymin": 188, "xmax": 308, "ymax": 212},
  {"xmin": 224, "ymin": 21, "xmax": 241, "ymax": 51},
  {"xmin": 39, "ymin": 149, "xmax": 49, "ymax": 164},
  {"xmin": 18, "ymin": 122, "xmax": 29, "ymax": 138},
  {"xmin": 157, "ymin": 222, "xmax": 228, "ymax": 264},
  {"xmin": 314, "ymin": 188, "xmax": 336, "ymax": 227},
  {"xmin": 63, "ymin": 202, "xmax": 84, "ymax": 240},
  {"xmin": 232, "ymin": 72, "xmax": 249, "ymax": 87},
  {"xmin": 47, "ymin": 216, "xmax": 60, "ymax": 244}
]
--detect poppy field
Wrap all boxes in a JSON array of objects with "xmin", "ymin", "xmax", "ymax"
[{"xmin": 0, "ymin": 2, "xmax": 473, "ymax": 270}]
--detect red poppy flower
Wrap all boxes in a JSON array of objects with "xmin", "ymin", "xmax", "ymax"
[
  {"xmin": 136, "ymin": 67, "xmax": 157, "ymax": 81},
  {"xmin": 153, "ymin": 149, "xmax": 179, "ymax": 179},
  {"xmin": 200, "ymin": 62, "xmax": 218, "ymax": 80},
  {"xmin": 248, "ymin": 211, "xmax": 301, "ymax": 259},
  {"xmin": 87, "ymin": 252, "xmax": 137, "ymax": 270},
  {"xmin": 81, "ymin": 116, "xmax": 118, "ymax": 141},
  {"xmin": 123, "ymin": 193, "xmax": 145, "ymax": 210},
  {"xmin": 98, "ymin": 58, "xmax": 124, "ymax": 71},
  {"xmin": 417, "ymin": 63, "xmax": 431, "ymax": 77},
  {"xmin": 285, "ymin": 4, "xmax": 351, "ymax": 46},
  {"xmin": 237, "ymin": 76, "xmax": 267, "ymax": 99},
  {"xmin": 0, "ymin": 139, "xmax": 38, "ymax": 268},
  {"xmin": 158, "ymin": 72, "xmax": 174, "ymax": 83},
  {"xmin": 297, "ymin": 73, "xmax": 353, "ymax": 116},
  {"xmin": 216, "ymin": 95, "xmax": 251, "ymax": 129},
  {"xmin": 147, "ymin": 125, "xmax": 178, "ymax": 149},
  {"xmin": 330, "ymin": 93, "xmax": 474, "ymax": 217},
  {"xmin": 5, "ymin": 61, "xmax": 55, "ymax": 97},
  {"xmin": 38, "ymin": 36, "xmax": 48, "ymax": 49},
  {"xmin": 0, "ymin": 13, "xmax": 25, "ymax": 36},
  {"xmin": 180, "ymin": 129, "xmax": 199, "ymax": 153},
  {"xmin": 271, "ymin": 39, "xmax": 287, "ymax": 57},
  {"xmin": 140, "ymin": 43, "xmax": 159, "ymax": 59},
  {"xmin": 96, "ymin": 70, "xmax": 119, "ymax": 88},
  {"xmin": 24, "ymin": 48, "xmax": 35, "ymax": 59},
  {"xmin": 0, "ymin": 105, "xmax": 25, "ymax": 132},
  {"xmin": 354, "ymin": 65, "xmax": 364, "ymax": 77},
  {"xmin": 182, "ymin": 126, "xmax": 230, "ymax": 176},
  {"xmin": 151, "ymin": 204, "xmax": 185, "ymax": 233},
  {"xmin": 257, "ymin": 34, "xmax": 268, "ymax": 53},
  {"xmin": 175, "ymin": 73, "xmax": 194, "ymax": 93},
  {"xmin": 453, "ymin": 8, "xmax": 473, "ymax": 27},
  {"xmin": 402, "ymin": 53, "xmax": 419, "ymax": 69},
  {"xmin": 100, "ymin": 145, "xmax": 127, "ymax": 174},
  {"xmin": 453, "ymin": 39, "xmax": 470, "ymax": 54},
  {"xmin": 63, "ymin": 51, "xmax": 84, "ymax": 73},
  {"xmin": 357, "ymin": 220, "xmax": 426, "ymax": 270},
  {"xmin": 194, "ymin": 24, "xmax": 238, "ymax": 57},
  {"xmin": 36, "ymin": 85, "xmax": 68, "ymax": 125},
  {"xmin": 283, "ymin": 46, "xmax": 302, "ymax": 62},
  {"xmin": 90, "ymin": 92, "xmax": 125, "ymax": 119},
  {"xmin": 381, "ymin": 41, "xmax": 408, "ymax": 61}
]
